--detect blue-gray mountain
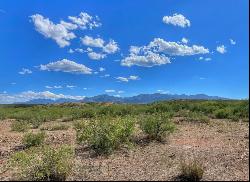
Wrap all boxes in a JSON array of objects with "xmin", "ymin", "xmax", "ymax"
[{"xmin": 21, "ymin": 93, "xmax": 229, "ymax": 104}]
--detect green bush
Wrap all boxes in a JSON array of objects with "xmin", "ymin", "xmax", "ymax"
[
  {"xmin": 75, "ymin": 116, "xmax": 135, "ymax": 155},
  {"xmin": 179, "ymin": 160, "xmax": 204, "ymax": 181},
  {"xmin": 139, "ymin": 113, "xmax": 175, "ymax": 141},
  {"xmin": 22, "ymin": 132, "xmax": 46, "ymax": 148},
  {"xmin": 186, "ymin": 112, "xmax": 210, "ymax": 124},
  {"xmin": 11, "ymin": 120, "xmax": 30, "ymax": 132},
  {"xmin": 10, "ymin": 145, "xmax": 74, "ymax": 181},
  {"xmin": 213, "ymin": 108, "xmax": 231, "ymax": 119}
]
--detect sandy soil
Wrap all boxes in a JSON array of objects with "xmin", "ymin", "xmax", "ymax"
[{"xmin": 0, "ymin": 118, "xmax": 249, "ymax": 181}]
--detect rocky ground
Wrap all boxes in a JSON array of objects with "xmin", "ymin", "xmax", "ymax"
[{"xmin": 0, "ymin": 118, "xmax": 249, "ymax": 181}]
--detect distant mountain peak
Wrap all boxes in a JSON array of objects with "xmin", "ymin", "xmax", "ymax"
[{"xmin": 18, "ymin": 93, "xmax": 228, "ymax": 104}]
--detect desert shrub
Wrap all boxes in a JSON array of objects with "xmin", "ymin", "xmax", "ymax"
[
  {"xmin": 11, "ymin": 120, "xmax": 30, "ymax": 132},
  {"xmin": 186, "ymin": 112, "xmax": 210, "ymax": 124},
  {"xmin": 10, "ymin": 145, "xmax": 74, "ymax": 181},
  {"xmin": 213, "ymin": 108, "xmax": 231, "ymax": 119},
  {"xmin": 139, "ymin": 113, "xmax": 175, "ymax": 141},
  {"xmin": 75, "ymin": 116, "xmax": 135, "ymax": 154},
  {"xmin": 22, "ymin": 132, "xmax": 45, "ymax": 148},
  {"xmin": 179, "ymin": 160, "xmax": 204, "ymax": 181},
  {"xmin": 40, "ymin": 124, "xmax": 69, "ymax": 131}
]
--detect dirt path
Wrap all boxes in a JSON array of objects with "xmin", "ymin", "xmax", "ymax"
[{"xmin": 0, "ymin": 119, "xmax": 249, "ymax": 181}]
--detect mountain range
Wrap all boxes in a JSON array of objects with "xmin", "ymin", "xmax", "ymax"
[{"xmin": 20, "ymin": 93, "xmax": 229, "ymax": 104}]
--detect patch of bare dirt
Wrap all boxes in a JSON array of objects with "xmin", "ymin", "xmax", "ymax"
[{"xmin": 0, "ymin": 119, "xmax": 249, "ymax": 181}]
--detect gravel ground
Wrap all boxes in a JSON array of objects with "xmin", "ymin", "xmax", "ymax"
[{"xmin": 0, "ymin": 118, "xmax": 249, "ymax": 181}]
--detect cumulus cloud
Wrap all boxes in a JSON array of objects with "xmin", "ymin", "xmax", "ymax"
[
  {"xmin": 116, "ymin": 75, "xmax": 140, "ymax": 82},
  {"xmin": 30, "ymin": 14, "xmax": 77, "ymax": 47},
  {"xmin": 121, "ymin": 51, "xmax": 171, "ymax": 67},
  {"xmin": 81, "ymin": 36, "xmax": 105, "ymax": 48},
  {"xmin": 0, "ymin": 91, "xmax": 85, "ymax": 104},
  {"xmin": 121, "ymin": 38, "xmax": 208, "ymax": 67},
  {"xmin": 230, "ymin": 39, "xmax": 236, "ymax": 45},
  {"xmin": 163, "ymin": 13, "xmax": 191, "ymax": 28},
  {"xmin": 102, "ymin": 40, "xmax": 119, "ymax": 54},
  {"xmin": 39, "ymin": 59, "xmax": 92, "ymax": 74},
  {"xmin": 80, "ymin": 36, "xmax": 119, "ymax": 59},
  {"xmin": 216, "ymin": 45, "xmax": 227, "ymax": 54},
  {"xmin": 30, "ymin": 12, "xmax": 101, "ymax": 47},
  {"xmin": 148, "ymin": 38, "xmax": 209, "ymax": 56},
  {"xmin": 68, "ymin": 12, "xmax": 101, "ymax": 30},
  {"xmin": 87, "ymin": 51, "xmax": 106, "ymax": 60},
  {"xmin": 19, "ymin": 68, "xmax": 32, "ymax": 75},
  {"xmin": 181, "ymin": 37, "xmax": 188, "ymax": 44}
]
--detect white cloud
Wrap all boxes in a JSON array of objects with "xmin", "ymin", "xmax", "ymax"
[
  {"xmin": 81, "ymin": 36, "xmax": 119, "ymax": 59},
  {"xmin": 198, "ymin": 57, "xmax": 211, "ymax": 61},
  {"xmin": 116, "ymin": 75, "xmax": 140, "ymax": 82},
  {"xmin": 230, "ymin": 39, "xmax": 236, "ymax": 45},
  {"xmin": 204, "ymin": 58, "xmax": 211, "ymax": 61},
  {"xmin": 19, "ymin": 68, "xmax": 32, "ymax": 75},
  {"xmin": 40, "ymin": 59, "xmax": 92, "ymax": 74},
  {"xmin": 116, "ymin": 77, "xmax": 129, "ymax": 82},
  {"xmin": 11, "ymin": 82, "xmax": 16, "ymax": 85},
  {"xmin": 30, "ymin": 14, "xmax": 77, "ymax": 48},
  {"xmin": 114, "ymin": 95, "xmax": 121, "ymax": 97},
  {"xmin": 181, "ymin": 37, "xmax": 188, "ymax": 44},
  {"xmin": 99, "ymin": 67, "xmax": 105, "ymax": 72},
  {"xmin": 66, "ymin": 85, "xmax": 76, "ymax": 89},
  {"xmin": 45, "ymin": 85, "xmax": 62, "ymax": 89},
  {"xmin": 100, "ymin": 74, "xmax": 110, "ymax": 78},
  {"xmin": 128, "ymin": 75, "xmax": 139, "ymax": 80},
  {"xmin": 81, "ymin": 36, "xmax": 105, "ymax": 48},
  {"xmin": 216, "ymin": 45, "xmax": 227, "ymax": 54},
  {"xmin": 121, "ymin": 38, "xmax": 209, "ymax": 67},
  {"xmin": 118, "ymin": 91, "xmax": 124, "ymax": 94},
  {"xmin": 148, "ymin": 38, "xmax": 209, "ymax": 56},
  {"xmin": 103, "ymin": 40, "xmax": 119, "ymax": 54},
  {"xmin": 121, "ymin": 51, "xmax": 171, "ymax": 67},
  {"xmin": 75, "ymin": 48, "xmax": 84, "ymax": 53},
  {"xmin": 105, "ymin": 89, "xmax": 116, "ymax": 93},
  {"xmin": 0, "ymin": 91, "xmax": 85, "ymax": 104},
  {"xmin": 83, "ymin": 88, "xmax": 88, "ymax": 90},
  {"xmin": 163, "ymin": 13, "xmax": 191, "ymax": 28},
  {"xmin": 68, "ymin": 49, "xmax": 74, "ymax": 54},
  {"xmin": 87, "ymin": 51, "xmax": 106, "ymax": 60},
  {"xmin": 68, "ymin": 12, "xmax": 101, "ymax": 30}
]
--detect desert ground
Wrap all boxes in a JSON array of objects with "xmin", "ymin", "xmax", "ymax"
[{"xmin": 0, "ymin": 110, "xmax": 248, "ymax": 181}]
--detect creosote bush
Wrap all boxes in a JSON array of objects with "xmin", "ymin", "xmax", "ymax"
[
  {"xmin": 75, "ymin": 116, "xmax": 135, "ymax": 155},
  {"xmin": 186, "ymin": 112, "xmax": 210, "ymax": 124},
  {"xmin": 11, "ymin": 120, "xmax": 30, "ymax": 132},
  {"xmin": 179, "ymin": 160, "xmax": 204, "ymax": 181},
  {"xmin": 22, "ymin": 132, "xmax": 46, "ymax": 148},
  {"xmin": 10, "ymin": 145, "xmax": 74, "ymax": 181},
  {"xmin": 139, "ymin": 113, "xmax": 175, "ymax": 141}
]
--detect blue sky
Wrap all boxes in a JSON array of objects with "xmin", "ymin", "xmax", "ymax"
[{"xmin": 0, "ymin": 0, "xmax": 249, "ymax": 103}]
